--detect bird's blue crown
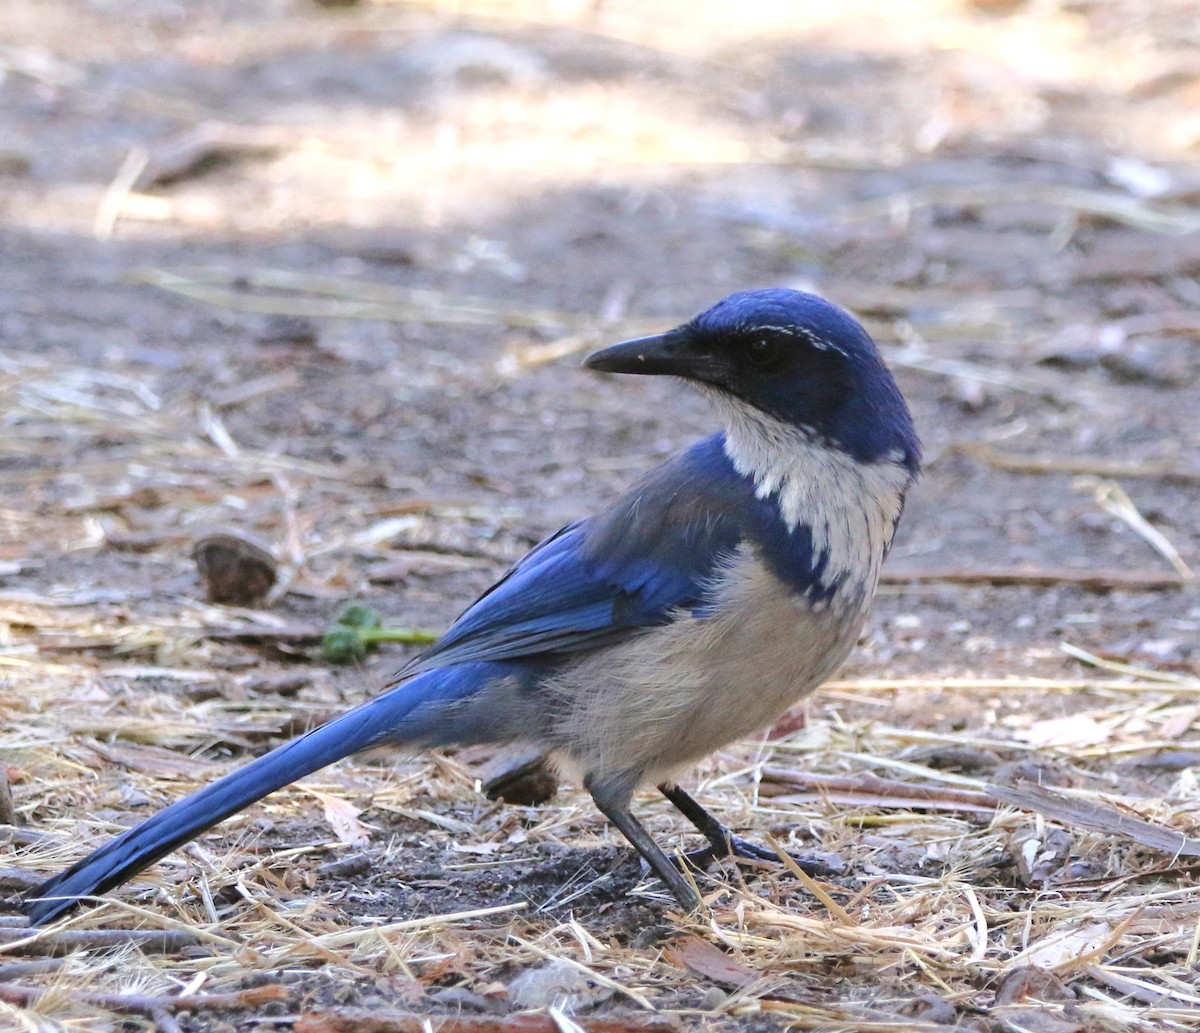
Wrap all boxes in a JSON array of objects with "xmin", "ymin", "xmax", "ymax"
[{"xmin": 686, "ymin": 289, "xmax": 920, "ymax": 470}]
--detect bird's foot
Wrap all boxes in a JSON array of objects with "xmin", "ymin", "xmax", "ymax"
[
  {"xmin": 655, "ymin": 782, "xmax": 843, "ymax": 881},
  {"xmin": 681, "ymin": 832, "xmax": 843, "ymax": 877}
]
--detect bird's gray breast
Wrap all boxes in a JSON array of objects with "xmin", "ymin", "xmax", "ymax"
[{"xmin": 543, "ymin": 548, "xmax": 864, "ymax": 787}]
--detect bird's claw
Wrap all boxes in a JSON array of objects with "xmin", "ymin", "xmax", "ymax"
[{"xmin": 681, "ymin": 834, "xmax": 844, "ymax": 878}]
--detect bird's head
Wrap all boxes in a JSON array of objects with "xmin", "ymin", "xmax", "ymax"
[{"xmin": 584, "ymin": 289, "xmax": 919, "ymax": 471}]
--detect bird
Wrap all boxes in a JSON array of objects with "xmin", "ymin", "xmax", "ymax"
[{"xmin": 25, "ymin": 288, "xmax": 919, "ymax": 926}]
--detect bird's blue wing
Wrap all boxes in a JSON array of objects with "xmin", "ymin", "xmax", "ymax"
[{"xmin": 403, "ymin": 435, "xmax": 750, "ymax": 672}]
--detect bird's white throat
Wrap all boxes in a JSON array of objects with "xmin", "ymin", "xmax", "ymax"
[{"xmin": 715, "ymin": 398, "xmax": 912, "ymax": 606}]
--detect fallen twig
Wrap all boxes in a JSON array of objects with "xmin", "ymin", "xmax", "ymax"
[
  {"xmin": 1085, "ymin": 964, "xmax": 1200, "ymax": 1008},
  {"xmin": 311, "ymin": 903, "xmax": 528, "ymax": 950},
  {"xmin": 759, "ymin": 769, "xmax": 997, "ymax": 813},
  {"xmin": 0, "ymin": 958, "xmax": 64, "ymax": 981},
  {"xmin": 880, "ymin": 566, "xmax": 1189, "ymax": 592},
  {"xmin": 0, "ymin": 927, "xmax": 202, "ymax": 956},
  {"xmin": 0, "ymin": 980, "xmax": 289, "ymax": 1015},
  {"xmin": 985, "ymin": 782, "xmax": 1200, "ymax": 858},
  {"xmin": 955, "ymin": 442, "xmax": 1200, "ymax": 483},
  {"xmin": 823, "ymin": 674, "xmax": 1199, "ymax": 695}
]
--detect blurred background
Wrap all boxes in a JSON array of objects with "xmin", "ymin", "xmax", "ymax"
[{"xmin": 2, "ymin": 0, "xmax": 1200, "ymax": 1024}]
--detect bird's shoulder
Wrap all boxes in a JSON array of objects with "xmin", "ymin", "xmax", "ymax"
[
  {"xmin": 397, "ymin": 437, "xmax": 752, "ymax": 672},
  {"xmin": 399, "ymin": 433, "xmax": 844, "ymax": 674},
  {"xmin": 585, "ymin": 432, "xmax": 842, "ymax": 604}
]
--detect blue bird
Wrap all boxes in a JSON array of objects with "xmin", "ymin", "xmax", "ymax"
[{"xmin": 25, "ymin": 288, "xmax": 919, "ymax": 924}]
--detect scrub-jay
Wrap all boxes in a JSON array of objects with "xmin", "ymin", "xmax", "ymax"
[{"xmin": 26, "ymin": 288, "xmax": 919, "ymax": 924}]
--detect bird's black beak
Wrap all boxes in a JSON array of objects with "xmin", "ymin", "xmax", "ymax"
[{"xmin": 584, "ymin": 328, "xmax": 721, "ymax": 380}]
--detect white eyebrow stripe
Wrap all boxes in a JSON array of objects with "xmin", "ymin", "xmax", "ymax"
[{"xmin": 742, "ymin": 323, "xmax": 847, "ymax": 356}]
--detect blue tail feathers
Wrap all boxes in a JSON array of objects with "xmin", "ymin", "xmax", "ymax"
[{"xmin": 24, "ymin": 664, "xmax": 499, "ymax": 925}]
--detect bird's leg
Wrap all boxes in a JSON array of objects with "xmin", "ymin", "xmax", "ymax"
[
  {"xmin": 658, "ymin": 782, "xmax": 841, "ymax": 876},
  {"xmin": 586, "ymin": 777, "xmax": 702, "ymax": 911}
]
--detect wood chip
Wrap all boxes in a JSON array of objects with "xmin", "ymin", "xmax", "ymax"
[
  {"xmin": 193, "ymin": 531, "xmax": 279, "ymax": 605},
  {"xmin": 662, "ymin": 935, "xmax": 757, "ymax": 989}
]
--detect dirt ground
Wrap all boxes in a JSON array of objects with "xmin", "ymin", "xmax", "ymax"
[{"xmin": 2, "ymin": 0, "xmax": 1200, "ymax": 1030}]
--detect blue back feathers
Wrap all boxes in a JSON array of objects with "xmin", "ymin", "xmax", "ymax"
[{"xmin": 405, "ymin": 436, "xmax": 838, "ymax": 677}]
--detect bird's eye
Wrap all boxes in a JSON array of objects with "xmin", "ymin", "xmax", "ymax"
[{"xmin": 743, "ymin": 336, "xmax": 782, "ymax": 368}]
